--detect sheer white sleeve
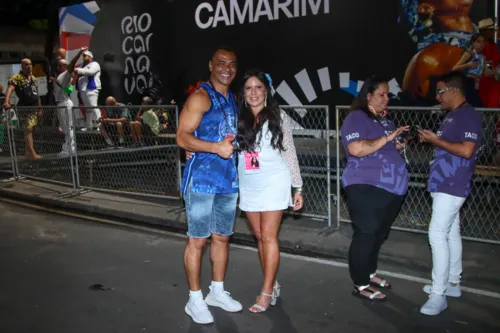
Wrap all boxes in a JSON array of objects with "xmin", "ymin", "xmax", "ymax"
[{"xmin": 281, "ymin": 110, "xmax": 303, "ymax": 188}]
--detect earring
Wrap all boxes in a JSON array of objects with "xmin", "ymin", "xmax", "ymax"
[
  {"xmin": 424, "ymin": 11, "xmax": 434, "ymax": 29},
  {"xmin": 264, "ymin": 94, "xmax": 267, "ymax": 107},
  {"xmin": 245, "ymin": 100, "xmax": 248, "ymax": 107}
]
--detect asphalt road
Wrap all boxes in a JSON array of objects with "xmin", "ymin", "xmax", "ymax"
[{"xmin": 0, "ymin": 201, "xmax": 499, "ymax": 333}]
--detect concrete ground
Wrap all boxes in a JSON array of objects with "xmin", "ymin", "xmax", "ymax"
[
  {"xmin": 1, "ymin": 201, "xmax": 499, "ymax": 333},
  {"xmin": 1, "ymin": 179, "xmax": 499, "ymax": 295}
]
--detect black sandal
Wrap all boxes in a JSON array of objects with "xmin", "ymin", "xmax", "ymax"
[
  {"xmin": 352, "ymin": 285, "xmax": 387, "ymax": 302},
  {"xmin": 369, "ymin": 275, "xmax": 392, "ymax": 289}
]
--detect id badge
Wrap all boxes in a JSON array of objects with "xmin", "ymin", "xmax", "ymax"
[
  {"xmin": 244, "ymin": 152, "xmax": 261, "ymax": 174},
  {"xmin": 30, "ymin": 85, "xmax": 38, "ymax": 95}
]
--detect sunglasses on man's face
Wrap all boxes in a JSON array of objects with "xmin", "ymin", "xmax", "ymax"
[{"xmin": 436, "ymin": 87, "xmax": 454, "ymax": 95}]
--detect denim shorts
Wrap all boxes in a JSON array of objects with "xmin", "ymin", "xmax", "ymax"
[{"xmin": 184, "ymin": 184, "xmax": 238, "ymax": 238}]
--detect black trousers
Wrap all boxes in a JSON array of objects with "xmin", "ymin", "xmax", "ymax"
[{"xmin": 345, "ymin": 184, "xmax": 405, "ymax": 286}]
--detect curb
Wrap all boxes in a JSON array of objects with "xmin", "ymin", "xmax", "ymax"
[{"xmin": 0, "ymin": 187, "xmax": 348, "ymax": 261}]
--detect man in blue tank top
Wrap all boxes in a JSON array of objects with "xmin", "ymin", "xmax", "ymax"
[{"xmin": 177, "ymin": 46, "xmax": 241, "ymax": 324}]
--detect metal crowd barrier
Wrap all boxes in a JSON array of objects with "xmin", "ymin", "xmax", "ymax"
[
  {"xmin": 0, "ymin": 104, "xmax": 333, "ymax": 226},
  {"xmin": 0, "ymin": 108, "xmax": 18, "ymax": 182},
  {"xmin": 280, "ymin": 106, "xmax": 332, "ymax": 227},
  {"xmin": 72, "ymin": 105, "xmax": 180, "ymax": 199},
  {"xmin": 335, "ymin": 106, "xmax": 500, "ymax": 244},
  {"xmin": 0, "ymin": 104, "xmax": 181, "ymax": 199},
  {"xmin": 2, "ymin": 103, "xmax": 498, "ymax": 243}
]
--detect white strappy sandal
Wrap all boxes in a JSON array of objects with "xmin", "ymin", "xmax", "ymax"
[
  {"xmin": 249, "ymin": 292, "xmax": 276, "ymax": 313},
  {"xmin": 273, "ymin": 280, "xmax": 281, "ymax": 300}
]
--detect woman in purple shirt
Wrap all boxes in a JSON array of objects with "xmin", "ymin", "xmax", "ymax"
[{"xmin": 340, "ymin": 77, "xmax": 409, "ymax": 301}]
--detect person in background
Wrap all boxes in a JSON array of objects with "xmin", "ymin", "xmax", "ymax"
[
  {"xmin": 99, "ymin": 96, "xmax": 131, "ymax": 148},
  {"xmin": 48, "ymin": 48, "xmax": 67, "ymax": 108},
  {"xmin": 53, "ymin": 47, "xmax": 87, "ymax": 157},
  {"xmin": 75, "ymin": 50, "xmax": 101, "ymax": 131},
  {"xmin": 3, "ymin": 58, "xmax": 42, "ymax": 159},
  {"xmin": 478, "ymin": 18, "xmax": 500, "ymax": 108},
  {"xmin": 130, "ymin": 96, "xmax": 160, "ymax": 146},
  {"xmin": 452, "ymin": 33, "xmax": 491, "ymax": 107}
]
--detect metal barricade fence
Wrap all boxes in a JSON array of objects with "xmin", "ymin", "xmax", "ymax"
[
  {"xmin": 72, "ymin": 104, "xmax": 180, "ymax": 199},
  {"xmin": 9, "ymin": 106, "xmax": 78, "ymax": 188},
  {"xmin": 280, "ymin": 106, "xmax": 333, "ymax": 227},
  {"xmin": 0, "ymin": 108, "xmax": 18, "ymax": 181},
  {"xmin": 336, "ymin": 105, "xmax": 500, "ymax": 244}
]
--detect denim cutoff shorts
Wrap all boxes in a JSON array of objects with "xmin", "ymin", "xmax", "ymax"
[{"xmin": 184, "ymin": 182, "xmax": 238, "ymax": 238}]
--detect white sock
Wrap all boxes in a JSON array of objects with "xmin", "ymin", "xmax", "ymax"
[
  {"xmin": 211, "ymin": 281, "xmax": 224, "ymax": 293},
  {"xmin": 119, "ymin": 137, "xmax": 124, "ymax": 144},
  {"xmin": 105, "ymin": 138, "xmax": 113, "ymax": 145},
  {"xmin": 189, "ymin": 290, "xmax": 203, "ymax": 300}
]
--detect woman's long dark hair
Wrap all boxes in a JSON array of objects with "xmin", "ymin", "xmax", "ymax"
[
  {"xmin": 237, "ymin": 69, "xmax": 284, "ymax": 152},
  {"xmin": 349, "ymin": 76, "xmax": 389, "ymax": 120}
]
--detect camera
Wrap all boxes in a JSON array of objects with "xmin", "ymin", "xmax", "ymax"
[{"xmin": 399, "ymin": 125, "xmax": 420, "ymax": 141}]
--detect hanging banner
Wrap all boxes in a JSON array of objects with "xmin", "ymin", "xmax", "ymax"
[{"xmin": 59, "ymin": 0, "xmax": 494, "ymax": 114}]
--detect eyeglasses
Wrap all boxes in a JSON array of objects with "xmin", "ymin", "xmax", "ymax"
[{"xmin": 436, "ymin": 87, "xmax": 454, "ymax": 95}]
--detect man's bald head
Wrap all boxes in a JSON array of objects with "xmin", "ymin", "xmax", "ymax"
[
  {"xmin": 57, "ymin": 59, "xmax": 68, "ymax": 74},
  {"xmin": 57, "ymin": 48, "xmax": 67, "ymax": 60},
  {"xmin": 105, "ymin": 96, "xmax": 117, "ymax": 106},
  {"xmin": 21, "ymin": 58, "xmax": 33, "ymax": 76}
]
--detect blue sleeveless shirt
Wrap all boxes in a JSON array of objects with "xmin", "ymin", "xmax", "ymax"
[{"xmin": 181, "ymin": 82, "xmax": 239, "ymax": 195}]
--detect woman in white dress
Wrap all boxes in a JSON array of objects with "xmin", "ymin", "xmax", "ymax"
[{"xmin": 236, "ymin": 69, "xmax": 304, "ymax": 313}]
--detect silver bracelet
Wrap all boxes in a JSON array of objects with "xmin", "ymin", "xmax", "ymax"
[{"xmin": 293, "ymin": 187, "xmax": 303, "ymax": 194}]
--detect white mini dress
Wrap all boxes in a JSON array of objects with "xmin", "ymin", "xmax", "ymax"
[{"xmin": 237, "ymin": 111, "xmax": 303, "ymax": 212}]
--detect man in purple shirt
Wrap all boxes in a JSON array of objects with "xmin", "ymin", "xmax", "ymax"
[{"xmin": 418, "ymin": 71, "xmax": 483, "ymax": 316}]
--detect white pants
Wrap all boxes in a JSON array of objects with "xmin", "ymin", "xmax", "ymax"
[
  {"xmin": 56, "ymin": 100, "xmax": 75, "ymax": 153},
  {"xmin": 429, "ymin": 192, "xmax": 466, "ymax": 295},
  {"xmin": 80, "ymin": 90, "xmax": 101, "ymax": 129}
]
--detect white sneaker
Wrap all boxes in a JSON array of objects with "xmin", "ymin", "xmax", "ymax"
[
  {"xmin": 423, "ymin": 283, "xmax": 461, "ymax": 297},
  {"xmin": 185, "ymin": 297, "xmax": 214, "ymax": 324},
  {"xmin": 420, "ymin": 294, "xmax": 447, "ymax": 316},
  {"xmin": 205, "ymin": 286, "xmax": 243, "ymax": 312}
]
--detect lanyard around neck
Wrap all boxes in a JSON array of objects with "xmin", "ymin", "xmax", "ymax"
[{"xmin": 208, "ymin": 80, "xmax": 236, "ymax": 132}]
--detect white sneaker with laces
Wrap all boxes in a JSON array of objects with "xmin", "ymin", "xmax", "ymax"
[
  {"xmin": 185, "ymin": 297, "xmax": 214, "ymax": 324},
  {"xmin": 423, "ymin": 283, "xmax": 461, "ymax": 297},
  {"xmin": 420, "ymin": 294, "xmax": 447, "ymax": 316},
  {"xmin": 205, "ymin": 286, "xmax": 243, "ymax": 312}
]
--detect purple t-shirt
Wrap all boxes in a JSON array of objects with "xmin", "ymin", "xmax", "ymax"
[
  {"xmin": 340, "ymin": 109, "xmax": 408, "ymax": 195},
  {"xmin": 428, "ymin": 104, "xmax": 482, "ymax": 198}
]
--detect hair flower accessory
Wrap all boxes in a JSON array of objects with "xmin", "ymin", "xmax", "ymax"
[{"xmin": 264, "ymin": 72, "xmax": 276, "ymax": 96}]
